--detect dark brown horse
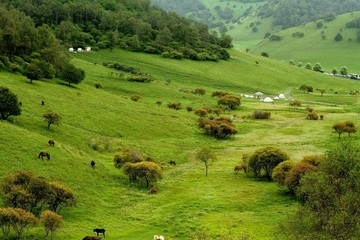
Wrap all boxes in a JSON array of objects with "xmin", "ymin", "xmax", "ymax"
[
  {"xmin": 48, "ymin": 140, "xmax": 55, "ymax": 146},
  {"xmin": 93, "ymin": 228, "xmax": 105, "ymax": 238},
  {"xmin": 38, "ymin": 152, "xmax": 50, "ymax": 160},
  {"xmin": 168, "ymin": 160, "xmax": 176, "ymax": 165}
]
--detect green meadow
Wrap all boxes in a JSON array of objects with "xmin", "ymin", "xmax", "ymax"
[
  {"xmin": 251, "ymin": 11, "xmax": 360, "ymax": 73},
  {"xmin": 1, "ymin": 48, "xmax": 360, "ymax": 239}
]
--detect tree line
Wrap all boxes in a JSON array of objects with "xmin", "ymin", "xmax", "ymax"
[{"xmin": 0, "ymin": 0, "xmax": 232, "ymax": 63}]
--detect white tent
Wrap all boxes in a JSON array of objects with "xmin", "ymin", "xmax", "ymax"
[
  {"xmin": 263, "ymin": 97, "xmax": 274, "ymax": 103},
  {"xmin": 279, "ymin": 94, "xmax": 286, "ymax": 99},
  {"xmin": 68, "ymin": 48, "xmax": 74, "ymax": 52}
]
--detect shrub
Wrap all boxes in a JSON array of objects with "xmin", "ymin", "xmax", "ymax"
[
  {"xmin": 130, "ymin": 95, "xmax": 140, "ymax": 102},
  {"xmin": 127, "ymin": 75, "xmax": 153, "ymax": 83},
  {"xmin": 94, "ymin": 82, "xmax": 103, "ymax": 89},
  {"xmin": 252, "ymin": 110, "xmax": 271, "ymax": 119},
  {"xmin": 197, "ymin": 117, "xmax": 237, "ymax": 139},
  {"xmin": 261, "ymin": 52, "xmax": 269, "ymax": 57},
  {"xmin": 284, "ymin": 162, "xmax": 317, "ymax": 193},
  {"xmin": 288, "ymin": 59, "xmax": 295, "ymax": 65},
  {"xmin": 194, "ymin": 108, "xmax": 208, "ymax": 117},
  {"xmin": 248, "ymin": 147, "xmax": 290, "ymax": 180},
  {"xmin": 192, "ymin": 88, "xmax": 206, "ymax": 95},
  {"xmin": 211, "ymin": 91, "xmax": 229, "ymax": 98},
  {"xmin": 306, "ymin": 112, "xmax": 318, "ymax": 120},
  {"xmin": 289, "ymin": 100, "xmax": 301, "ymax": 107},
  {"xmin": 123, "ymin": 161, "xmax": 163, "ymax": 187},
  {"xmin": 272, "ymin": 160, "xmax": 294, "ymax": 186},
  {"xmin": 186, "ymin": 106, "xmax": 193, "ymax": 112},
  {"xmin": 167, "ymin": 102, "xmax": 181, "ymax": 110},
  {"xmin": 301, "ymin": 154, "xmax": 323, "ymax": 167},
  {"xmin": 299, "ymin": 84, "xmax": 313, "ymax": 93},
  {"xmin": 218, "ymin": 95, "xmax": 241, "ymax": 110},
  {"xmin": 114, "ymin": 147, "xmax": 152, "ymax": 169}
]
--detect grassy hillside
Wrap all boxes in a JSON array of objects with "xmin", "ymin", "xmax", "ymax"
[
  {"xmin": 1, "ymin": 48, "xmax": 360, "ymax": 239},
  {"xmin": 251, "ymin": 11, "xmax": 360, "ymax": 73}
]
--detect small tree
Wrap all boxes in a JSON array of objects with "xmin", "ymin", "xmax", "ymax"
[
  {"xmin": 0, "ymin": 87, "xmax": 21, "ymax": 120},
  {"xmin": 288, "ymin": 59, "xmax": 295, "ymax": 66},
  {"xmin": 196, "ymin": 148, "xmax": 216, "ymax": 177},
  {"xmin": 312, "ymin": 63, "xmax": 322, "ymax": 72},
  {"xmin": 344, "ymin": 120, "xmax": 356, "ymax": 137},
  {"xmin": 23, "ymin": 62, "xmax": 43, "ymax": 84},
  {"xmin": 305, "ymin": 63, "xmax": 312, "ymax": 70},
  {"xmin": 47, "ymin": 182, "xmax": 76, "ymax": 213},
  {"xmin": 40, "ymin": 210, "xmax": 63, "ymax": 240},
  {"xmin": 11, "ymin": 208, "xmax": 38, "ymax": 239},
  {"xmin": 299, "ymin": 85, "xmax": 313, "ymax": 93},
  {"xmin": 332, "ymin": 122, "xmax": 347, "ymax": 139},
  {"xmin": 60, "ymin": 63, "xmax": 85, "ymax": 86},
  {"xmin": 284, "ymin": 162, "xmax": 317, "ymax": 193},
  {"xmin": 43, "ymin": 110, "xmax": 61, "ymax": 129},
  {"xmin": 123, "ymin": 161, "xmax": 163, "ymax": 187},
  {"xmin": 248, "ymin": 147, "xmax": 289, "ymax": 180},
  {"xmin": 317, "ymin": 88, "xmax": 326, "ymax": 96},
  {"xmin": 332, "ymin": 68, "xmax": 338, "ymax": 75},
  {"xmin": 334, "ymin": 32, "xmax": 343, "ymax": 41},
  {"xmin": 340, "ymin": 66, "xmax": 348, "ymax": 75}
]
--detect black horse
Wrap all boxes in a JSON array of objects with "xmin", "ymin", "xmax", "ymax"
[
  {"xmin": 48, "ymin": 140, "xmax": 55, "ymax": 146},
  {"xmin": 38, "ymin": 152, "xmax": 50, "ymax": 160},
  {"xmin": 93, "ymin": 228, "xmax": 105, "ymax": 238},
  {"xmin": 168, "ymin": 160, "xmax": 176, "ymax": 165}
]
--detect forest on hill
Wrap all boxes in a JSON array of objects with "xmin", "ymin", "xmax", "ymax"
[{"xmin": 0, "ymin": 0, "xmax": 232, "ymax": 77}]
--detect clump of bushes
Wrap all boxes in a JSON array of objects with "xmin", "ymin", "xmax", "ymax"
[
  {"xmin": 192, "ymin": 88, "xmax": 206, "ymax": 95},
  {"xmin": 127, "ymin": 75, "xmax": 154, "ymax": 83},
  {"xmin": 197, "ymin": 117, "xmax": 237, "ymax": 139},
  {"xmin": 252, "ymin": 110, "xmax": 271, "ymax": 119},
  {"xmin": 167, "ymin": 102, "xmax": 181, "ymax": 110},
  {"xmin": 306, "ymin": 112, "xmax": 318, "ymax": 120},
  {"xmin": 211, "ymin": 91, "xmax": 230, "ymax": 97},
  {"xmin": 218, "ymin": 95, "xmax": 241, "ymax": 110}
]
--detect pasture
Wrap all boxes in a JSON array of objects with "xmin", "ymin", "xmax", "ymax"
[{"xmin": 1, "ymin": 48, "xmax": 360, "ymax": 239}]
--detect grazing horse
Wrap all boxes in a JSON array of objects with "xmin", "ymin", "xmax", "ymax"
[
  {"xmin": 93, "ymin": 228, "xmax": 105, "ymax": 238},
  {"xmin": 48, "ymin": 140, "xmax": 55, "ymax": 146},
  {"xmin": 38, "ymin": 152, "xmax": 50, "ymax": 160},
  {"xmin": 82, "ymin": 237, "xmax": 101, "ymax": 240},
  {"xmin": 168, "ymin": 160, "xmax": 176, "ymax": 165},
  {"xmin": 91, "ymin": 160, "xmax": 95, "ymax": 168}
]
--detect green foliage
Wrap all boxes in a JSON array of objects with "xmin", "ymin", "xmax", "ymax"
[
  {"xmin": 305, "ymin": 63, "xmax": 312, "ymax": 70},
  {"xmin": 340, "ymin": 66, "xmax": 348, "ymax": 75},
  {"xmin": 43, "ymin": 110, "xmax": 61, "ymax": 129},
  {"xmin": 197, "ymin": 117, "xmax": 237, "ymax": 139},
  {"xmin": 218, "ymin": 95, "xmax": 241, "ymax": 110},
  {"xmin": 196, "ymin": 148, "xmax": 216, "ymax": 177},
  {"xmin": 47, "ymin": 182, "xmax": 76, "ymax": 213},
  {"xmin": 248, "ymin": 147, "xmax": 290, "ymax": 180},
  {"xmin": 301, "ymin": 154, "xmax": 323, "ymax": 167},
  {"xmin": 123, "ymin": 161, "xmax": 163, "ymax": 187},
  {"xmin": 284, "ymin": 162, "xmax": 317, "ymax": 193},
  {"xmin": 251, "ymin": 111, "xmax": 271, "ymax": 119},
  {"xmin": 40, "ymin": 210, "xmax": 63, "ymax": 240},
  {"xmin": 299, "ymin": 84, "xmax": 313, "ymax": 93},
  {"xmin": 272, "ymin": 160, "xmax": 294, "ymax": 186},
  {"xmin": 1, "ymin": 207, "xmax": 38, "ymax": 239},
  {"xmin": 22, "ymin": 62, "xmax": 43, "ymax": 84},
  {"xmin": 59, "ymin": 64, "xmax": 85, "ymax": 86},
  {"xmin": 0, "ymin": 87, "xmax": 21, "ymax": 120},
  {"xmin": 334, "ymin": 32, "xmax": 343, "ymax": 41},
  {"xmin": 280, "ymin": 143, "xmax": 360, "ymax": 239}
]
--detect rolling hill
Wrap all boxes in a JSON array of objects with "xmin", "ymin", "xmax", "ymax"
[{"xmin": 1, "ymin": 48, "xmax": 360, "ymax": 239}]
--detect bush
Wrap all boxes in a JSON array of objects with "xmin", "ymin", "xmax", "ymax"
[
  {"xmin": 252, "ymin": 111, "xmax": 271, "ymax": 119},
  {"xmin": 284, "ymin": 162, "xmax": 317, "ymax": 193},
  {"xmin": 114, "ymin": 147, "xmax": 153, "ymax": 169},
  {"xmin": 306, "ymin": 112, "xmax": 318, "ymax": 120},
  {"xmin": 94, "ymin": 82, "xmax": 103, "ymax": 89},
  {"xmin": 186, "ymin": 106, "xmax": 193, "ymax": 112},
  {"xmin": 218, "ymin": 95, "xmax": 241, "ymax": 110},
  {"xmin": 198, "ymin": 117, "xmax": 237, "ymax": 139},
  {"xmin": 130, "ymin": 95, "xmax": 140, "ymax": 102},
  {"xmin": 272, "ymin": 160, "xmax": 294, "ymax": 186},
  {"xmin": 248, "ymin": 147, "xmax": 290, "ymax": 180},
  {"xmin": 261, "ymin": 52, "xmax": 269, "ymax": 57},
  {"xmin": 211, "ymin": 91, "xmax": 230, "ymax": 98},
  {"xmin": 194, "ymin": 108, "xmax": 208, "ymax": 117},
  {"xmin": 289, "ymin": 100, "xmax": 301, "ymax": 107},
  {"xmin": 127, "ymin": 75, "xmax": 153, "ymax": 83},
  {"xmin": 192, "ymin": 88, "xmax": 206, "ymax": 95},
  {"xmin": 167, "ymin": 102, "xmax": 181, "ymax": 110},
  {"xmin": 301, "ymin": 154, "xmax": 323, "ymax": 167}
]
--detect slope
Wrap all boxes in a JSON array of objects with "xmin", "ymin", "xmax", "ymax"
[{"xmin": 1, "ymin": 49, "xmax": 360, "ymax": 239}]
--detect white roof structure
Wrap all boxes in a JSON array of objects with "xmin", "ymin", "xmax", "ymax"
[
  {"xmin": 263, "ymin": 97, "xmax": 274, "ymax": 103},
  {"xmin": 69, "ymin": 48, "xmax": 74, "ymax": 52}
]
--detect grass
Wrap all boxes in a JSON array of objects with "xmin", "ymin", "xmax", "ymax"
[
  {"xmin": 251, "ymin": 11, "xmax": 360, "ymax": 73},
  {"xmin": 1, "ymin": 48, "xmax": 360, "ymax": 239}
]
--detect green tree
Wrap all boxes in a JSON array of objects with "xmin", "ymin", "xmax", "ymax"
[
  {"xmin": 340, "ymin": 66, "xmax": 348, "ymax": 75},
  {"xmin": 317, "ymin": 88, "xmax": 326, "ymax": 96},
  {"xmin": 47, "ymin": 182, "xmax": 76, "ymax": 213},
  {"xmin": 0, "ymin": 87, "xmax": 21, "ymax": 120},
  {"xmin": 332, "ymin": 122, "xmax": 347, "ymax": 139},
  {"xmin": 332, "ymin": 68, "xmax": 338, "ymax": 75},
  {"xmin": 299, "ymin": 84, "xmax": 313, "ymax": 93},
  {"xmin": 196, "ymin": 148, "xmax": 216, "ymax": 177},
  {"xmin": 279, "ymin": 143, "xmax": 360, "ymax": 240},
  {"xmin": 305, "ymin": 63, "xmax": 312, "ymax": 70},
  {"xmin": 284, "ymin": 162, "xmax": 317, "ymax": 193},
  {"xmin": 248, "ymin": 147, "xmax": 289, "ymax": 180},
  {"xmin": 43, "ymin": 110, "xmax": 61, "ymax": 129},
  {"xmin": 11, "ymin": 208, "xmax": 38, "ymax": 240},
  {"xmin": 40, "ymin": 210, "xmax": 63, "ymax": 240},
  {"xmin": 23, "ymin": 62, "xmax": 43, "ymax": 84},
  {"xmin": 312, "ymin": 63, "xmax": 322, "ymax": 72},
  {"xmin": 59, "ymin": 64, "xmax": 85, "ymax": 86},
  {"xmin": 344, "ymin": 120, "xmax": 356, "ymax": 137},
  {"xmin": 272, "ymin": 160, "xmax": 294, "ymax": 186},
  {"xmin": 334, "ymin": 32, "xmax": 343, "ymax": 41},
  {"xmin": 123, "ymin": 161, "xmax": 163, "ymax": 187}
]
